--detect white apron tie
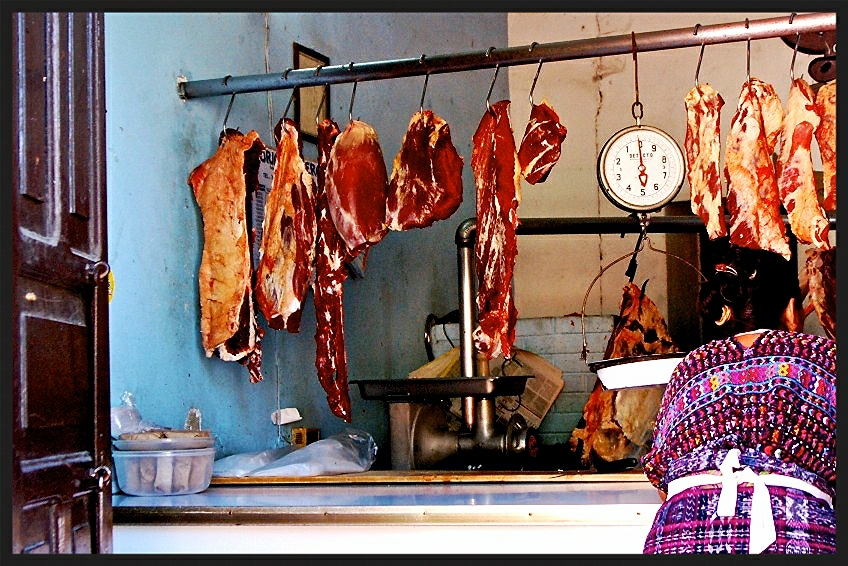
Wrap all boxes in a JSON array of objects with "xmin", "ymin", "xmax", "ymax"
[{"xmin": 666, "ymin": 448, "xmax": 833, "ymax": 554}]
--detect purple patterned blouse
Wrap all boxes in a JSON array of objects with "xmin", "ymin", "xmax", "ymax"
[{"xmin": 641, "ymin": 329, "xmax": 836, "ymax": 493}]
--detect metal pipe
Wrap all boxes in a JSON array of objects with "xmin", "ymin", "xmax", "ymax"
[
  {"xmin": 455, "ymin": 218, "xmax": 478, "ymax": 432},
  {"xmin": 177, "ymin": 12, "xmax": 835, "ymax": 99},
  {"xmin": 516, "ymin": 214, "xmax": 837, "ymax": 235}
]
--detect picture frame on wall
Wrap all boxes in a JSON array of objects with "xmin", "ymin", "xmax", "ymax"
[{"xmin": 293, "ymin": 43, "xmax": 329, "ymax": 145}]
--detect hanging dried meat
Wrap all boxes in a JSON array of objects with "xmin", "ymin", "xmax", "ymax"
[
  {"xmin": 724, "ymin": 77, "xmax": 791, "ymax": 259},
  {"xmin": 471, "ymin": 100, "xmax": 521, "ymax": 360},
  {"xmin": 800, "ymin": 247, "xmax": 836, "ymax": 341},
  {"xmin": 313, "ymin": 118, "xmax": 352, "ymax": 422},
  {"xmin": 386, "ymin": 109, "xmax": 464, "ymax": 231},
  {"xmin": 325, "ymin": 119, "xmax": 389, "ymax": 258},
  {"xmin": 188, "ymin": 129, "xmax": 265, "ymax": 383},
  {"xmin": 684, "ymin": 83, "xmax": 727, "ymax": 239},
  {"xmin": 568, "ymin": 281, "xmax": 678, "ymax": 469},
  {"xmin": 775, "ymin": 78, "xmax": 831, "ymax": 250},
  {"xmin": 254, "ymin": 118, "xmax": 317, "ymax": 332},
  {"xmin": 516, "ymin": 99, "xmax": 567, "ymax": 185},
  {"xmin": 814, "ymin": 80, "xmax": 836, "ymax": 211}
]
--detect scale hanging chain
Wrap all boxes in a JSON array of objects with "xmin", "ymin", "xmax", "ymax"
[{"xmin": 631, "ymin": 31, "xmax": 643, "ymax": 126}]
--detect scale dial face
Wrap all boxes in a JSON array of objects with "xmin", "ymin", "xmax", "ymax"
[{"xmin": 597, "ymin": 124, "xmax": 686, "ymax": 213}]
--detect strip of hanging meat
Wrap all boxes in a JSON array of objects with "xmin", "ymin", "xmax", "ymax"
[
  {"xmin": 471, "ymin": 100, "xmax": 521, "ymax": 360},
  {"xmin": 684, "ymin": 83, "xmax": 727, "ymax": 240},
  {"xmin": 516, "ymin": 99, "xmax": 567, "ymax": 185},
  {"xmin": 386, "ymin": 109, "xmax": 464, "ymax": 231},
  {"xmin": 814, "ymin": 81, "xmax": 836, "ymax": 211},
  {"xmin": 325, "ymin": 119, "xmax": 389, "ymax": 258},
  {"xmin": 775, "ymin": 78, "xmax": 831, "ymax": 250},
  {"xmin": 800, "ymin": 247, "xmax": 836, "ymax": 341},
  {"xmin": 188, "ymin": 128, "xmax": 265, "ymax": 382},
  {"xmin": 313, "ymin": 119, "xmax": 352, "ymax": 422},
  {"xmin": 255, "ymin": 118, "xmax": 317, "ymax": 332},
  {"xmin": 724, "ymin": 77, "xmax": 791, "ymax": 260}
]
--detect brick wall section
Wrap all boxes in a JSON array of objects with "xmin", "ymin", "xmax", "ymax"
[{"xmin": 430, "ymin": 315, "xmax": 614, "ymax": 445}]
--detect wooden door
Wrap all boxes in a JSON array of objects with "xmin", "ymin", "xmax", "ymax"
[{"xmin": 12, "ymin": 12, "xmax": 112, "ymax": 553}]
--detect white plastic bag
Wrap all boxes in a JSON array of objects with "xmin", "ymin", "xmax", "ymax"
[{"xmin": 249, "ymin": 428, "xmax": 377, "ymax": 477}]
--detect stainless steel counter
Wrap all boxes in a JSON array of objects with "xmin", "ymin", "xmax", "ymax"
[{"xmin": 112, "ymin": 471, "xmax": 663, "ymax": 554}]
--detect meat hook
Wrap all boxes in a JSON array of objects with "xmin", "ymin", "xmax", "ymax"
[
  {"xmin": 693, "ymin": 23, "xmax": 706, "ymax": 86},
  {"xmin": 745, "ymin": 18, "xmax": 751, "ymax": 81},
  {"xmin": 419, "ymin": 72, "xmax": 430, "ymax": 114},
  {"xmin": 314, "ymin": 86, "xmax": 327, "ymax": 125},
  {"xmin": 348, "ymin": 80, "xmax": 358, "ymax": 123},
  {"xmin": 790, "ymin": 32, "xmax": 801, "ymax": 82},
  {"xmin": 529, "ymin": 58, "xmax": 543, "ymax": 107},
  {"xmin": 485, "ymin": 62, "xmax": 500, "ymax": 115}
]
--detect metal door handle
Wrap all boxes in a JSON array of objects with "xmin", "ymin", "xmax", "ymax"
[
  {"xmin": 88, "ymin": 465, "xmax": 112, "ymax": 490},
  {"xmin": 86, "ymin": 261, "xmax": 110, "ymax": 284}
]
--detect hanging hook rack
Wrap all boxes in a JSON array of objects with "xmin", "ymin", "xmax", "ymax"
[{"xmin": 177, "ymin": 13, "xmax": 834, "ymax": 99}]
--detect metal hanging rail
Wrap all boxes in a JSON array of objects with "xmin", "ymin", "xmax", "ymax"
[{"xmin": 178, "ymin": 12, "xmax": 834, "ymax": 100}]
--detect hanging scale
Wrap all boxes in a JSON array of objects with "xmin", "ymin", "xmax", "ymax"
[{"xmin": 597, "ymin": 32, "xmax": 686, "ymax": 214}]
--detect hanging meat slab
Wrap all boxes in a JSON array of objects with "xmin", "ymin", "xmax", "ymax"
[
  {"xmin": 255, "ymin": 118, "xmax": 317, "ymax": 332},
  {"xmin": 724, "ymin": 77, "xmax": 791, "ymax": 260},
  {"xmin": 325, "ymin": 119, "xmax": 389, "ymax": 258},
  {"xmin": 188, "ymin": 128, "xmax": 265, "ymax": 383},
  {"xmin": 386, "ymin": 109, "xmax": 464, "ymax": 231},
  {"xmin": 800, "ymin": 247, "xmax": 836, "ymax": 341},
  {"xmin": 516, "ymin": 99, "xmax": 568, "ymax": 185},
  {"xmin": 567, "ymin": 281, "xmax": 678, "ymax": 469},
  {"xmin": 814, "ymin": 80, "xmax": 836, "ymax": 211},
  {"xmin": 775, "ymin": 78, "xmax": 831, "ymax": 250},
  {"xmin": 684, "ymin": 83, "xmax": 727, "ymax": 240},
  {"xmin": 313, "ymin": 118, "xmax": 352, "ymax": 422},
  {"xmin": 471, "ymin": 100, "xmax": 521, "ymax": 360}
]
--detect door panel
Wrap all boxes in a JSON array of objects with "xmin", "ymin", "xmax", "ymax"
[{"xmin": 12, "ymin": 12, "xmax": 111, "ymax": 554}]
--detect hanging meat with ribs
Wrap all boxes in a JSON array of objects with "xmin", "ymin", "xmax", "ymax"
[
  {"xmin": 386, "ymin": 109, "xmax": 464, "ymax": 231},
  {"xmin": 723, "ymin": 77, "xmax": 791, "ymax": 260},
  {"xmin": 325, "ymin": 119, "xmax": 389, "ymax": 258},
  {"xmin": 684, "ymin": 83, "xmax": 727, "ymax": 239},
  {"xmin": 775, "ymin": 77, "xmax": 831, "ymax": 250},
  {"xmin": 313, "ymin": 119, "xmax": 352, "ymax": 422},
  {"xmin": 188, "ymin": 129, "xmax": 265, "ymax": 383},
  {"xmin": 568, "ymin": 281, "xmax": 678, "ymax": 469},
  {"xmin": 254, "ymin": 118, "xmax": 317, "ymax": 332},
  {"xmin": 471, "ymin": 100, "xmax": 521, "ymax": 360},
  {"xmin": 516, "ymin": 99, "xmax": 568, "ymax": 185},
  {"xmin": 814, "ymin": 80, "xmax": 836, "ymax": 211}
]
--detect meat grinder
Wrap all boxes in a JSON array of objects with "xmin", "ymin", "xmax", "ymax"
[{"xmin": 353, "ymin": 218, "xmax": 539, "ymax": 470}]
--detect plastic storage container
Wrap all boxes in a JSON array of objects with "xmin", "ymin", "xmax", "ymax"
[{"xmin": 112, "ymin": 447, "xmax": 215, "ymax": 496}]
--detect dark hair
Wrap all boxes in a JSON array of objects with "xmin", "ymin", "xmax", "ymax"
[{"xmin": 697, "ymin": 241, "xmax": 801, "ymax": 337}]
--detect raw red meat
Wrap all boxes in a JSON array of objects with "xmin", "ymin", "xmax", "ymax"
[
  {"xmin": 814, "ymin": 81, "xmax": 836, "ymax": 211},
  {"xmin": 386, "ymin": 110, "xmax": 464, "ymax": 231},
  {"xmin": 313, "ymin": 118, "xmax": 352, "ymax": 422},
  {"xmin": 684, "ymin": 83, "xmax": 727, "ymax": 240},
  {"xmin": 471, "ymin": 100, "xmax": 521, "ymax": 360},
  {"xmin": 325, "ymin": 119, "xmax": 389, "ymax": 258},
  {"xmin": 188, "ymin": 129, "xmax": 265, "ymax": 382},
  {"xmin": 516, "ymin": 99, "xmax": 567, "ymax": 185},
  {"xmin": 723, "ymin": 78, "xmax": 791, "ymax": 260},
  {"xmin": 255, "ymin": 118, "xmax": 317, "ymax": 332},
  {"xmin": 800, "ymin": 247, "xmax": 836, "ymax": 340},
  {"xmin": 775, "ymin": 78, "xmax": 831, "ymax": 250}
]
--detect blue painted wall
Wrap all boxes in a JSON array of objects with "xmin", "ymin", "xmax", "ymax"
[{"xmin": 105, "ymin": 13, "xmax": 509, "ymax": 459}]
